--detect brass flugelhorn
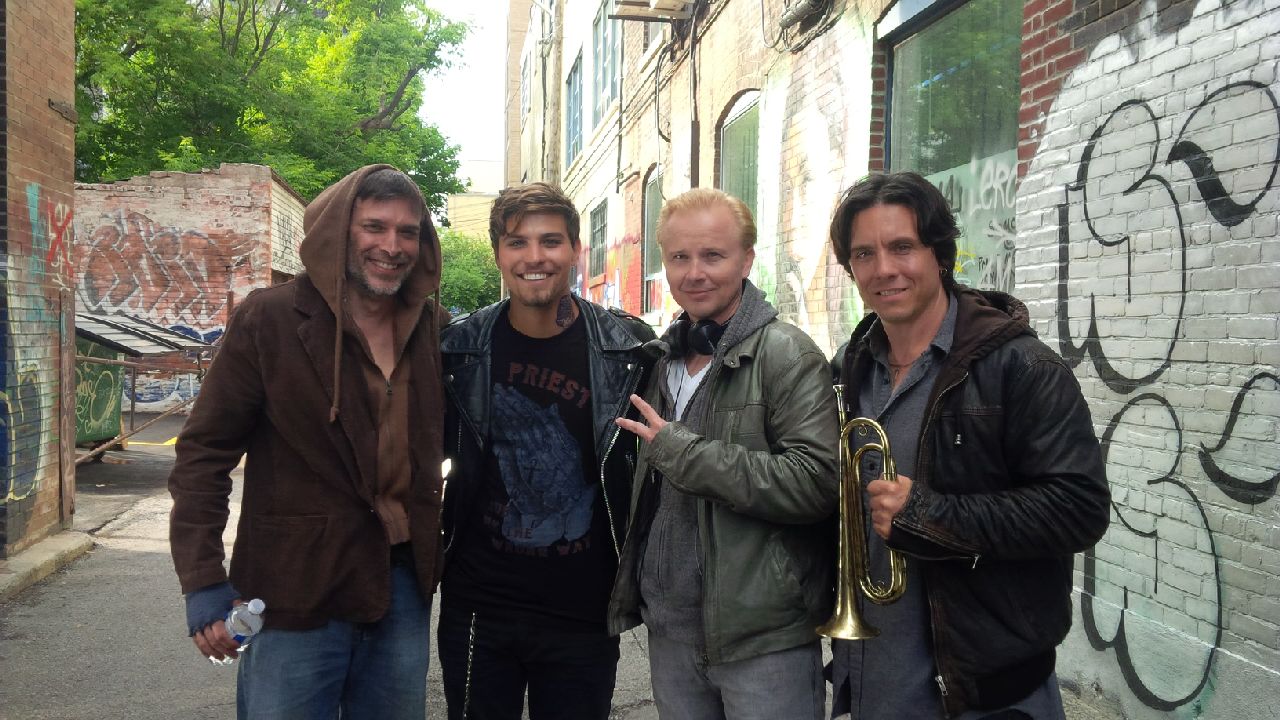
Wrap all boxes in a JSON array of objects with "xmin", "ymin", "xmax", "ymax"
[{"xmin": 817, "ymin": 384, "xmax": 907, "ymax": 640}]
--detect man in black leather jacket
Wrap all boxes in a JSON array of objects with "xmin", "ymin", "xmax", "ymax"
[
  {"xmin": 438, "ymin": 183, "xmax": 654, "ymax": 720},
  {"xmin": 827, "ymin": 172, "xmax": 1110, "ymax": 719}
]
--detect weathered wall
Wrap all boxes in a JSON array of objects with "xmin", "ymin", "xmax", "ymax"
[
  {"xmin": 1018, "ymin": 0, "xmax": 1280, "ymax": 716},
  {"xmin": 75, "ymin": 164, "xmax": 304, "ymax": 409},
  {"xmin": 1, "ymin": 0, "xmax": 77, "ymax": 556}
]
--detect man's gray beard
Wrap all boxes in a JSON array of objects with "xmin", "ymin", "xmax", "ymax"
[{"xmin": 348, "ymin": 265, "xmax": 403, "ymax": 298}]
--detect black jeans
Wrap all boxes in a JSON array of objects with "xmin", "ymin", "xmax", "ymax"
[{"xmin": 437, "ymin": 603, "xmax": 620, "ymax": 720}]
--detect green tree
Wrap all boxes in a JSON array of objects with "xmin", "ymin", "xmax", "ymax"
[
  {"xmin": 75, "ymin": 0, "xmax": 468, "ymax": 211},
  {"xmin": 438, "ymin": 229, "xmax": 500, "ymax": 315}
]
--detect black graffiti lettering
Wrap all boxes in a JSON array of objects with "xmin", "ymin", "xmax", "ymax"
[{"xmin": 1197, "ymin": 372, "xmax": 1280, "ymax": 505}]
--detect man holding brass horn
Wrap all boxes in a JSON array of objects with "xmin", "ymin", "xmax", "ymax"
[
  {"xmin": 608, "ymin": 188, "xmax": 839, "ymax": 720},
  {"xmin": 826, "ymin": 172, "xmax": 1109, "ymax": 719}
]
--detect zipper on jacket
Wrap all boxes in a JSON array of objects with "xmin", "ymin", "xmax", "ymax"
[
  {"xmin": 599, "ymin": 362, "xmax": 644, "ymax": 559},
  {"xmin": 921, "ymin": 371, "xmax": 966, "ymax": 717},
  {"xmin": 463, "ymin": 611, "xmax": 477, "ymax": 717}
]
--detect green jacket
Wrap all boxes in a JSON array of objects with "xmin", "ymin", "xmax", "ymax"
[{"xmin": 606, "ymin": 319, "xmax": 839, "ymax": 663}]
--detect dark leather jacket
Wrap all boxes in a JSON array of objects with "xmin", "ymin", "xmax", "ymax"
[
  {"xmin": 839, "ymin": 287, "xmax": 1110, "ymax": 715},
  {"xmin": 439, "ymin": 297, "xmax": 655, "ymax": 561}
]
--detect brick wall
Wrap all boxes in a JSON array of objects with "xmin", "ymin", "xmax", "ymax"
[
  {"xmin": 1017, "ymin": 0, "xmax": 1280, "ymax": 716},
  {"xmin": 2, "ymin": 0, "xmax": 77, "ymax": 556},
  {"xmin": 75, "ymin": 164, "xmax": 303, "ymax": 410}
]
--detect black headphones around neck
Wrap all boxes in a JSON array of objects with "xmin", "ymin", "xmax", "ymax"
[{"xmin": 668, "ymin": 316, "xmax": 728, "ymax": 357}]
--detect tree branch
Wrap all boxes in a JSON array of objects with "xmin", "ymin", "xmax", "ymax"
[
  {"xmin": 243, "ymin": 0, "xmax": 289, "ymax": 80},
  {"xmin": 358, "ymin": 64, "xmax": 423, "ymax": 131}
]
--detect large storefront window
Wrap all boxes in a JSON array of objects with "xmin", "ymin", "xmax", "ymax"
[{"xmin": 888, "ymin": 0, "xmax": 1021, "ymax": 291}]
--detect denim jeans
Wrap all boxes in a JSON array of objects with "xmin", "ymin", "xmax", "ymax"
[
  {"xmin": 235, "ymin": 560, "xmax": 432, "ymax": 719},
  {"xmin": 647, "ymin": 631, "xmax": 825, "ymax": 720},
  {"xmin": 436, "ymin": 604, "xmax": 619, "ymax": 720}
]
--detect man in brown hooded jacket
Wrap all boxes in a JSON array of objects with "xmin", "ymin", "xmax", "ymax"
[{"xmin": 169, "ymin": 165, "xmax": 447, "ymax": 719}]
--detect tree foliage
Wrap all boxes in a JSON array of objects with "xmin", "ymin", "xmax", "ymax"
[
  {"xmin": 438, "ymin": 229, "xmax": 500, "ymax": 315},
  {"xmin": 75, "ymin": 0, "xmax": 468, "ymax": 210}
]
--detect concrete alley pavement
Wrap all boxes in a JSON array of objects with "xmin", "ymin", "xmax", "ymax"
[
  {"xmin": 0, "ymin": 414, "xmax": 1106, "ymax": 719},
  {"xmin": 0, "ymin": 414, "xmax": 659, "ymax": 720}
]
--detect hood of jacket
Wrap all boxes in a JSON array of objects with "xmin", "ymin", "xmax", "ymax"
[
  {"xmin": 299, "ymin": 163, "xmax": 441, "ymax": 320},
  {"xmin": 298, "ymin": 164, "xmax": 442, "ymax": 422}
]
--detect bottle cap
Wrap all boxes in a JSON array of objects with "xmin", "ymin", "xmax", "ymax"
[{"xmin": 246, "ymin": 598, "xmax": 266, "ymax": 614}]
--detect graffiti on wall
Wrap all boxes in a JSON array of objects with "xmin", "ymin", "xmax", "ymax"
[
  {"xmin": 3, "ymin": 183, "xmax": 61, "ymax": 508},
  {"xmin": 578, "ymin": 232, "xmax": 642, "ymax": 316},
  {"xmin": 928, "ymin": 149, "xmax": 1018, "ymax": 293},
  {"xmin": 77, "ymin": 209, "xmax": 255, "ymax": 339},
  {"xmin": 1034, "ymin": 1, "xmax": 1280, "ymax": 708},
  {"xmin": 74, "ymin": 338, "xmax": 123, "ymax": 444}
]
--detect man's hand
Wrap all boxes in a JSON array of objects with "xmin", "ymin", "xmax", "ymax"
[
  {"xmin": 193, "ymin": 599, "xmax": 243, "ymax": 663},
  {"xmin": 867, "ymin": 473, "xmax": 913, "ymax": 540},
  {"xmin": 615, "ymin": 394, "xmax": 667, "ymax": 443}
]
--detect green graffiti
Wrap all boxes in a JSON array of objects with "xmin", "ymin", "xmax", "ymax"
[{"xmin": 74, "ymin": 339, "xmax": 123, "ymax": 444}]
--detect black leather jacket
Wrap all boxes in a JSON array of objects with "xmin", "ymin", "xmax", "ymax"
[
  {"xmin": 838, "ymin": 287, "xmax": 1110, "ymax": 715},
  {"xmin": 440, "ymin": 297, "xmax": 655, "ymax": 561}
]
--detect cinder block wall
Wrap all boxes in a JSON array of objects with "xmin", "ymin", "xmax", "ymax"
[
  {"xmin": 1, "ymin": 0, "xmax": 77, "ymax": 556},
  {"xmin": 75, "ymin": 164, "xmax": 304, "ymax": 409},
  {"xmin": 1017, "ymin": 0, "xmax": 1280, "ymax": 716}
]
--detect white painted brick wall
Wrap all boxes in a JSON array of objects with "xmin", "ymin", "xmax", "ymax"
[{"xmin": 1020, "ymin": 1, "xmax": 1280, "ymax": 717}]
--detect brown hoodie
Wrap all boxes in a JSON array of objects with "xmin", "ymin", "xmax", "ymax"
[
  {"xmin": 169, "ymin": 164, "xmax": 448, "ymax": 629},
  {"xmin": 300, "ymin": 163, "xmax": 442, "ymax": 422}
]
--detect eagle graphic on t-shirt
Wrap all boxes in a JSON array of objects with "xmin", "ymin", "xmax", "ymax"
[{"xmin": 490, "ymin": 384, "xmax": 595, "ymax": 548}]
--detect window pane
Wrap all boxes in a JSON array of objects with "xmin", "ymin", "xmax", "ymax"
[
  {"xmin": 590, "ymin": 203, "xmax": 608, "ymax": 278},
  {"xmin": 566, "ymin": 56, "xmax": 582, "ymax": 165},
  {"xmin": 889, "ymin": 0, "xmax": 1020, "ymax": 291},
  {"xmin": 719, "ymin": 101, "xmax": 760, "ymax": 217},
  {"xmin": 643, "ymin": 174, "xmax": 663, "ymax": 277}
]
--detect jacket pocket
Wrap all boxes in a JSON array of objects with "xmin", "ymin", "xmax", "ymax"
[{"xmin": 241, "ymin": 514, "xmax": 329, "ymax": 614}]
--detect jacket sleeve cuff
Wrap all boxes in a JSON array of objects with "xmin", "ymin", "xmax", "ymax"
[
  {"xmin": 184, "ymin": 581, "xmax": 239, "ymax": 637},
  {"xmin": 889, "ymin": 483, "xmax": 979, "ymax": 560}
]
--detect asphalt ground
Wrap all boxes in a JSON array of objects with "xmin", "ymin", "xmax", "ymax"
[{"xmin": 0, "ymin": 412, "xmax": 1109, "ymax": 719}]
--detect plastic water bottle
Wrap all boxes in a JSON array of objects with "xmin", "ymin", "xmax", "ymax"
[{"xmin": 225, "ymin": 598, "xmax": 266, "ymax": 648}]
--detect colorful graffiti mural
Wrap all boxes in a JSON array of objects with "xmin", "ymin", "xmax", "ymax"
[{"xmin": 77, "ymin": 209, "xmax": 254, "ymax": 333}]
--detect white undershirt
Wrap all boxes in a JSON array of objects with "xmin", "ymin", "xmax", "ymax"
[{"xmin": 666, "ymin": 361, "xmax": 710, "ymax": 421}]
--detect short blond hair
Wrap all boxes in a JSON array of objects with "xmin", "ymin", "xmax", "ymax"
[{"xmin": 656, "ymin": 188, "xmax": 757, "ymax": 250}]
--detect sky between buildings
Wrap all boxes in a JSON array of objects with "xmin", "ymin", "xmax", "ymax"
[{"xmin": 419, "ymin": 0, "xmax": 507, "ymax": 194}]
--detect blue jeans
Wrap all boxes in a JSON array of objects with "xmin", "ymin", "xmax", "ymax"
[
  {"xmin": 436, "ymin": 604, "xmax": 619, "ymax": 720},
  {"xmin": 236, "ymin": 560, "xmax": 432, "ymax": 719},
  {"xmin": 647, "ymin": 631, "xmax": 825, "ymax": 720}
]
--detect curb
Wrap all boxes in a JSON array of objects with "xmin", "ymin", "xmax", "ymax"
[{"xmin": 0, "ymin": 531, "xmax": 95, "ymax": 604}]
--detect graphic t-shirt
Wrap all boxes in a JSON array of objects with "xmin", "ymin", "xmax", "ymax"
[{"xmin": 445, "ymin": 309, "xmax": 613, "ymax": 630}]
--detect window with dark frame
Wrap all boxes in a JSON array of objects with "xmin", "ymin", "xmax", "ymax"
[
  {"xmin": 887, "ymin": 0, "xmax": 1021, "ymax": 291},
  {"xmin": 589, "ymin": 202, "xmax": 608, "ymax": 278},
  {"xmin": 566, "ymin": 54, "xmax": 583, "ymax": 166},
  {"xmin": 592, "ymin": 1, "xmax": 619, "ymax": 127}
]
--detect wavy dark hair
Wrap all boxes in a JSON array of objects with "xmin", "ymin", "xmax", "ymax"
[
  {"xmin": 488, "ymin": 182, "xmax": 580, "ymax": 251},
  {"xmin": 828, "ymin": 172, "xmax": 960, "ymax": 290}
]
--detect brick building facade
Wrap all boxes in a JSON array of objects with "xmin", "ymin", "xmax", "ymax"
[
  {"xmin": 511, "ymin": 0, "xmax": 1279, "ymax": 716},
  {"xmin": 75, "ymin": 164, "xmax": 305, "ymax": 409},
  {"xmin": 1, "ymin": 0, "xmax": 77, "ymax": 557}
]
